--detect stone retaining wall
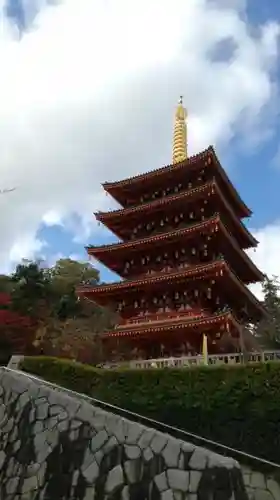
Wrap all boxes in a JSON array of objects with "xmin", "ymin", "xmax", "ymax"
[{"xmin": 0, "ymin": 368, "xmax": 277, "ymax": 499}]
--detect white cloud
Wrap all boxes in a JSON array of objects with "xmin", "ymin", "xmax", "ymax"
[
  {"xmin": 248, "ymin": 222, "xmax": 280, "ymax": 299},
  {"xmin": 0, "ymin": 0, "xmax": 279, "ymax": 270}
]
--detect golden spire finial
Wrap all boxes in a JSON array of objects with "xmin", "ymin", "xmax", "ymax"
[{"xmin": 172, "ymin": 95, "xmax": 187, "ymax": 164}]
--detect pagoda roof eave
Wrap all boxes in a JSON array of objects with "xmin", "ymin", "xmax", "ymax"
[
  {"xmin": 101, "ymin": 311, "xmax": 241, "ymax": 339},
  {"xmin": 76, "ymin": 260, "xmax": 265, "ymax": 317},
  {"xmin": 102, "ymin": 146, "xmax": 252, "ymax": 218},
  {"xmin": 95, "ymin": 180, "xmax": 258, "ymax": 248},
  {"xmin": 86, "ymin": 215, "xmax": 264, "ymax": 283}
]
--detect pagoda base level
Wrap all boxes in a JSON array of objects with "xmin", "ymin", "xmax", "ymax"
[{"xmin": 101, "ymin": 312, "xmax": 242, "ymax": 361}]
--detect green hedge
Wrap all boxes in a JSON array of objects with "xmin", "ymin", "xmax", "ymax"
[{"xmin": 21, "ymin": 356, "xmax": 280, "ymax": 463}]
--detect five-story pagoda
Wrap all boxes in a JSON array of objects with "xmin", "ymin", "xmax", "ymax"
[{"xmin": 77, "ymin": 97, "xmax": 265, "ymax": 360}]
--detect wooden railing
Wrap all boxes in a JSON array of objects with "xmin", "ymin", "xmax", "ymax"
[{"xmin": 118, "ymin": 309, "xmax": 206, "ymax": 327}]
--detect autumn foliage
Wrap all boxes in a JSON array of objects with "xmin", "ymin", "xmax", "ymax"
[{"xmin": 0, "ymin": 259, "xmax": 116, "ymax": 365}]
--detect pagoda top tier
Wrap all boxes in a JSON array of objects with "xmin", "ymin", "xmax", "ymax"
[{"xmin": 102, "ymin": 146, "xmax": 251, "ymax": 219}]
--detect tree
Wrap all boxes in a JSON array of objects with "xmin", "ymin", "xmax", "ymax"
[
  {"xmin": 8, "ymin": 258, "xmax": 117, "ymax": 363},
  {"xmin": 254, "ymin": 275, "xmax": 280, "ymax": 349},
  {"xmin": 49, "ymin": 258, "xmax": 100, "ymax": 320},
  {"xmin": 10, "ymin": 259, "xmax": 54, "ymax": 318}
]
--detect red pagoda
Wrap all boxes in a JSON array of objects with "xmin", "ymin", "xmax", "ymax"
[{"xmin": 77, "ymin": 97, "xmax": 265, "ymax": 360}]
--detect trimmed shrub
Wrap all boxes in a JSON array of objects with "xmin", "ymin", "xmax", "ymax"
[{"xmin": 21, "ymin": 356, "xmax": 280, "ymax": 463}]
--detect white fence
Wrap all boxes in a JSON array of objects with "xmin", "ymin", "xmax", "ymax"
[{"xmin": 128, "ymin": 351, "xmax": 280, "ymax": 369}]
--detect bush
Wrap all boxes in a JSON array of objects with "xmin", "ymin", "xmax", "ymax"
[{"xmin": 21, "ymin": 356, "xmax": 280, "ymax": 463}]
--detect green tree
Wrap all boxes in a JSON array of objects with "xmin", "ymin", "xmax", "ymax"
[
  {"xmin": 254, "ymin": 275, "xmax": 280, "ymax": 349},
  {"xmin": 0, "ymin": 274, "xmax": 13, "ymax": 293},
  {"xmin": 9, "ymin": 257, "xmax": 117, "ymax": 363},
  {"xmin": 10, "ymin": 259, "xmax": 54, "ymax": 318},
  {"xmin": 49, "ymin": 258, "xmax": 100, "ymax": 320}
]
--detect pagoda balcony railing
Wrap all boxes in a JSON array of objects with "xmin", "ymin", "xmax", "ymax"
[
  {"xmin": 101, "ymin": 351, "xmax": 280, "ymax": 370},
  {"xmin": 118, "ymin": 309, "xmax": 206, "ymax": 328},
  {"xmin": 129, "ymin": 351, "xmax": 280, "ymax": 369}
]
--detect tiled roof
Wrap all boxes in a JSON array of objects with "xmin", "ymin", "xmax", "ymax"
[
  {"xmin": 94, "ymin": 180, "xmax": 257, "ymax": 248},
  {"xmin": 102, "ymin": 145, "xmax": 251, "ymax": 217},
  {"xmin": 87, "ymin": 215, "xmax": 218, "ymax": 253},
  {"xmin": 101, "ymin": 311, "xmax": 240, "ymax": 338},
  {"xmin": 103, "ymin": 147, "xmax": 210, "ymax": 188},
  {"xmin": 77, "ymin": 260, "xmax": 264, "ymax": 314},
  {"xmin": 86, "ymin": 215, "xmax": 263, "ymax": 283}
]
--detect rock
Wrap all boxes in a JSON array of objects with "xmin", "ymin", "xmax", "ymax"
[
  {"xmin": 138, "ymin": 429, "xmax": 155, "ymax": 449},
  {"xmin": 0, "ymin": 450, "xmax": 6, "ymax": 468},
  {"xmin": 90, "ymin": 429, "xmax": 108, "ymax": 452},
  {"xmin": 267, "ymin": 478, "xmax": 280, "ymax": 499},
  {"xmin": 154, "ymin": 471, "xmax": 168, "ymax": 492},
  {"xmin": 105, "ymin": 465, "xmax": 124, "ymax": 493},
  {"xmin": 189, "ymin": 470, "xmax": 202, "ymax": 493},
  {"xmin": 6, "ymin": 477, "xmax": 19, "ymax": 495},
  {"xmin": 167, "ymin": 469, "xmax": 190, "ymax": 492},
  {"xmin": 250, "ymin": 471, "xmax": 267, "ymax": 489},
  {"xmin": 124, "ymin": 459, "xmax": 142, "ymax": 484},
  {"xmin": 82, "ymin": 460, "xmax": 99, "ymax": 484},
  {"xmin": 124, "ymin": 445, "xmax": 141, "ymax": 459},
  {"xmin": 162, "ymin": 489, "xmax": 175, "ymax": 500},
  {"xmin": 188, "ymin": 448, "xmax": 208, "ymax": 470},
  {"xmin": 253, "ymin": 491, "xmax": 274, "ymax": 500},
  {"xmin": 162, "ymin": 440, "xmax": 181, "ymax": 468},
  {"xmin": 143, "ymin": 447, "xmax": 153, "ymax": 461},
  {"xmin": 36, "ymin": 403, "xmax": 48, "ymax": 420},
  {"xmin": 126, "ymin": 423, "xmax": 144, "ymax": 444},
  {"xmin": 150, "ymin": 433, "xmax": 168, "ymax": 454}
]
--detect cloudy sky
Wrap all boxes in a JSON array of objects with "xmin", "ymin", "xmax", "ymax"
[{"xmin": 0, "ymin": 0, "xmax": 280, "ymax": 297}]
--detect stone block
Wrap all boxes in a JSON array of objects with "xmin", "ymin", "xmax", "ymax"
[
  {"xmin": 189, "ymin": 470, "xmax": 202, "ymax": 493},
  {"xmin": 188, "ymin": 448, "xmax": 208, "ymax": 470},
  {"xmin": 267, "ymin": 478, "xmax": 280, "ymax": 499},
  {"xmin": 154, "ymin": 471, "xmax": 168, "ymax": 492},
  {"xmin": 105, "ymin": 464, "xmax": 124, "ymax": 493},
  {"xmin": 167, "ymin": 469, "xmax": 190, "ymax": 492},
  {"xmin": 162, "ymin": 439, "xmax": 181, "ymax": 468},
  {"xmin": 124, "ymin": 444, "xmax": 141, "ymax": 459},
  {"xmin": 250, "ymin": 471, "xmax": 267, "ymax": 489},
  {"xmin": 150, "ymin": 433, "xmax": 168, "ymax": 454},
  {"xmin": 90, "ymin": 429, "xmax": 108, "ymax": 452},
  {"xmin": 82, "ymin": 460, "xmax": 99, "ymax": 484},
  {"xmin": 162, "ymin": 489, "xmax": 175, "ymax": 500}
]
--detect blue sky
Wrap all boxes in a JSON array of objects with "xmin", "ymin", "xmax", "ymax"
[{"xmin": 1, "ymin": 0, "xmax": 280, "ymax": 294}]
